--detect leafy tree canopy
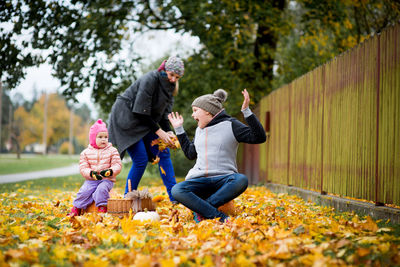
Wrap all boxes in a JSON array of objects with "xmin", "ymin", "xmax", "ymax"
[
  {"xmin": 1, "ymin": 0, "xmax": 399, "ymax": 117},
  {"xmin": 1, "ymin": 0, "xmax": 139, "ymax": 112}
]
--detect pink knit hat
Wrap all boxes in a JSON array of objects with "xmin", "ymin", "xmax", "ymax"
[{"xmin": 89, "ymin": 119, "xmax": 108, "ymax": 148}]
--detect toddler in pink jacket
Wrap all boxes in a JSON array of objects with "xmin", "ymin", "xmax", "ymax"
[{"xmin": 69, "ymin": 119, "xmax": 122, "ymax": 216}]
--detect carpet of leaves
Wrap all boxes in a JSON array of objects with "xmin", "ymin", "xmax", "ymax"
[{"xmin": 1, "ymin": 186, "xmax": 399, "ymax": 266}]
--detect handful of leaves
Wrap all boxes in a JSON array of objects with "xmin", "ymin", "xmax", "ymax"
[
  {"xmin": 151, "ymin": 136, "xmax": 181, "ymax": 165},
  {"xmin": 151, "ymin": 136, "xmax": 181, "ymax": 151}
]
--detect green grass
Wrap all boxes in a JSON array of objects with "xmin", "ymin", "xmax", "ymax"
[
  {"xmin": 0, "ymin": 173, "xmax": 163, "ymax": 195},
  {"xmin": 0, "ymin": 161, "xmax": 184, "ymax": 195},
  {"xmin": 0, "ymin": 174, "xmax": 85, "ymax": 193},
  {"xmin": 0, "ymin": 154, "xmax": 79, "ymax": 174}
]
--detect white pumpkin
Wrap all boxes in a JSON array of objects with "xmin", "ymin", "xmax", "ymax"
[{"xmin": 133, "ymin": 211, "xmax": 160, "ymax": 222}]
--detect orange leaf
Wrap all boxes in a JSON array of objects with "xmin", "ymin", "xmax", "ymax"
[
  {"xmin": 151, "ymin": 156, "xmax": 160, "ymax": 165},
  {"xmin": 69, "ymin": 216, "xmax": 82, "ymax": 229},
  {"xmin": 152, "ymin": 195, "xmax": 166, "ymax": 202},
  {"xmin": 357, "ymin": 247, "xmax": 370, "ymax": 257},
  {"xmin": 361, "ymin": 216, "xmax": 379, "ymax": 232}
]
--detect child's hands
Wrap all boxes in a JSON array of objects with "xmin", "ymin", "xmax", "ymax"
[
  {"xmin": 90, "ymin": 171, "xmax": 102, "ymax": 180},
  {"xmin": 241, "ymin": 89, "xmax": 250, "ymax": 110},
  {"xmin": 100, "ymin": 169, "xmax": 113, "ymax": 177},
  {"xmin": 168, "ymin": 112, "xmax": 184, "ymax": 128}
]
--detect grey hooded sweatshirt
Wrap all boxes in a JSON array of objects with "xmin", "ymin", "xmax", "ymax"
[{"xmin": 174, "ymin": 108, "xmax": 266, "ymax": 180}]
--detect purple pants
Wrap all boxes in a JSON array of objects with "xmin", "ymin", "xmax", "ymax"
[{"xmin": 73, "ymin": 180, "xmax": 114, "ymax": 209}]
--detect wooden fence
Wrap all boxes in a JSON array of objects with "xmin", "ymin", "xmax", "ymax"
[{"xmin": 238, "ymin": 23, "xmax": 400, "ymax": 206}]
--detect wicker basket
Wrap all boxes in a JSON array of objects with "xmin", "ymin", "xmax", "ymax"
[
  {"xmin": 107, "ymin": 199, "xmax": 133, "ymax": 216},
  {"xmin": 107, "ymin": 197, "xmax": 156, "ymax": 217},
  {"xmin": 107, "ymin": 182, "xmax": 156, "ymax": 217}
]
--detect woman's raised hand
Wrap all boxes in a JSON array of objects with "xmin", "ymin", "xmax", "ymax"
[
  {"xmin": 241, "ymin": 88, "xmax": 250, "ymax": 110},
  {"xmin": 168, "ymin": 112, "xmax": 184, "ymax": 128}
]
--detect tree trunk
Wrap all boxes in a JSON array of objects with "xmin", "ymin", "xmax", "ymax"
[
  {"xmin": 69, "ymin": 107, "xmax": 73, "ymax": 155},
  {"xmin": 252, "ymin": 0, "xmax": 286, "ymax": 98},
  {"xmin": 43, "ymin": 93, "xmax": 48, "ymax": 155},
  {"xmin": 0, "ymin": 81, "xmax": 2, "ymax": 152},
  {"xmin": 11, "ymin": 133, "xmax": 21, "ymax": 159}
]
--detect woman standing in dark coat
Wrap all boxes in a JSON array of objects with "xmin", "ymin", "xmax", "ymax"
[{"xmin": 108, "ymin": 56, "xmax": 184, "ymax": 201}]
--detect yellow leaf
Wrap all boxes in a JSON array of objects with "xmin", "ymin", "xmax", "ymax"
[
  {"xmin": 53, "ymin": 245, "xmax": 68, "ymax": 259},
  {"xmin": 235, "ymin": 254, "xmax": 256, "ymax": 266},
  {"xmin": 378, "ymin": 242, "xmax": 390, "ymax": 253},
  {"xmin": 337, "ymin": 248, "xmax": 346, "ymax": 258},
  {"xmin": 133, "ymin": 254, "xmax": 153, "ymax": 267},
  {"xmin": 377, "ymin": 227, "xmax": 392, "ymax": 233},
  {"xmin": 10, "ymin": 226, "xmax": 29, "ymax": 242},
  {"xmin": 83, "ymin": 257, "xmax": 109, "ymax": 267},
  {"xmin": 195, "ymin": 255, "xmax": 214, "ymax": 266},
  {"xmin": 108, "ymin": 249, "xmax": 127, "ymax": 262},
  {"xmin": 152, "ymin": 195, "xmax": 166, "ymax": 202},
  {"xmin": 160, "ymin": 258, "xmax": 175, "ymax": 267},
  {"xmin": 271, "ymin": 241, "xmax": 291, "ymax": 259},
  {"xmin": 160, "ymin": 166, "xmax": 166, "ymax": 176},
  {"xmin": 357, "ymin": 236, "xmax": 379, "ymax": 245}
]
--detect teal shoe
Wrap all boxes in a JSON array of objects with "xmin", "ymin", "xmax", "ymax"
[{"xmin": 193, "ymin": 212, "xmax": 205, "ymax": 223}]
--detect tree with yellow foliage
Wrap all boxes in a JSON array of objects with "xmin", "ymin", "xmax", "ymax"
[{"xmin": 13, "ymin": 93, "xmax": 91, "ymax": 153}]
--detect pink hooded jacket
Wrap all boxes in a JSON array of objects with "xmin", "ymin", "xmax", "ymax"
[{"xmin": 79, "ymin": 142, "xmax": 122, "ymax": 182}]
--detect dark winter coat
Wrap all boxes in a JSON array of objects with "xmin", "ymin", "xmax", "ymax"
[{"xmin": 108, "ymin": 70, "xmax": 175, "ymax": 159}]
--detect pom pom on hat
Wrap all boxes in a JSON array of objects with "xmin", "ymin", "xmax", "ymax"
[
  {"xmin": 89, "ymin": 119, "xmax": 108, "ymax": 148},
  {"xmin": 213, "ymin": 89, "xmax": 228, "ymax": 103},
  {"xmin": 191, "ymin": 89, "xmax": 228, "ymax": 116},
  {"xmin": 165, "ymin": 56, "xmax": 184, "ymax": 76}
]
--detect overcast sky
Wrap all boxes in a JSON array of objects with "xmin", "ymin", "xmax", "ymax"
[{"xmin": 11, "ymin": 30, "xmax": 200, "ymax": 117}]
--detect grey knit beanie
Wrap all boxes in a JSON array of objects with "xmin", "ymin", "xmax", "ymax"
[
  {"xmin": 165, "ymin": 56, "xmax": 185, "ymax": 76},
  {"xmin": 191, "ymin": 89, "xmax": 228, "ymax": 115}
]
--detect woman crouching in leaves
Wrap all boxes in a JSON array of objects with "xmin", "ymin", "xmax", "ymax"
[
  {"xmin": 68, "ymin": 119, "xmax": 122, "ymax": 216},
  {"xmin": 168, "ymin": 89, "xmax": 266, "ymax": 222}
]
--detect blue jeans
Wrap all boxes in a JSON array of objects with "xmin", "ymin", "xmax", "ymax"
[
  {"xmin": 125, "ymin": 132, "xmax": 177, "ymax": 201},
  {"xmin": 171, "ymin": 173, "xmax": 248, "ymax": 221}
]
